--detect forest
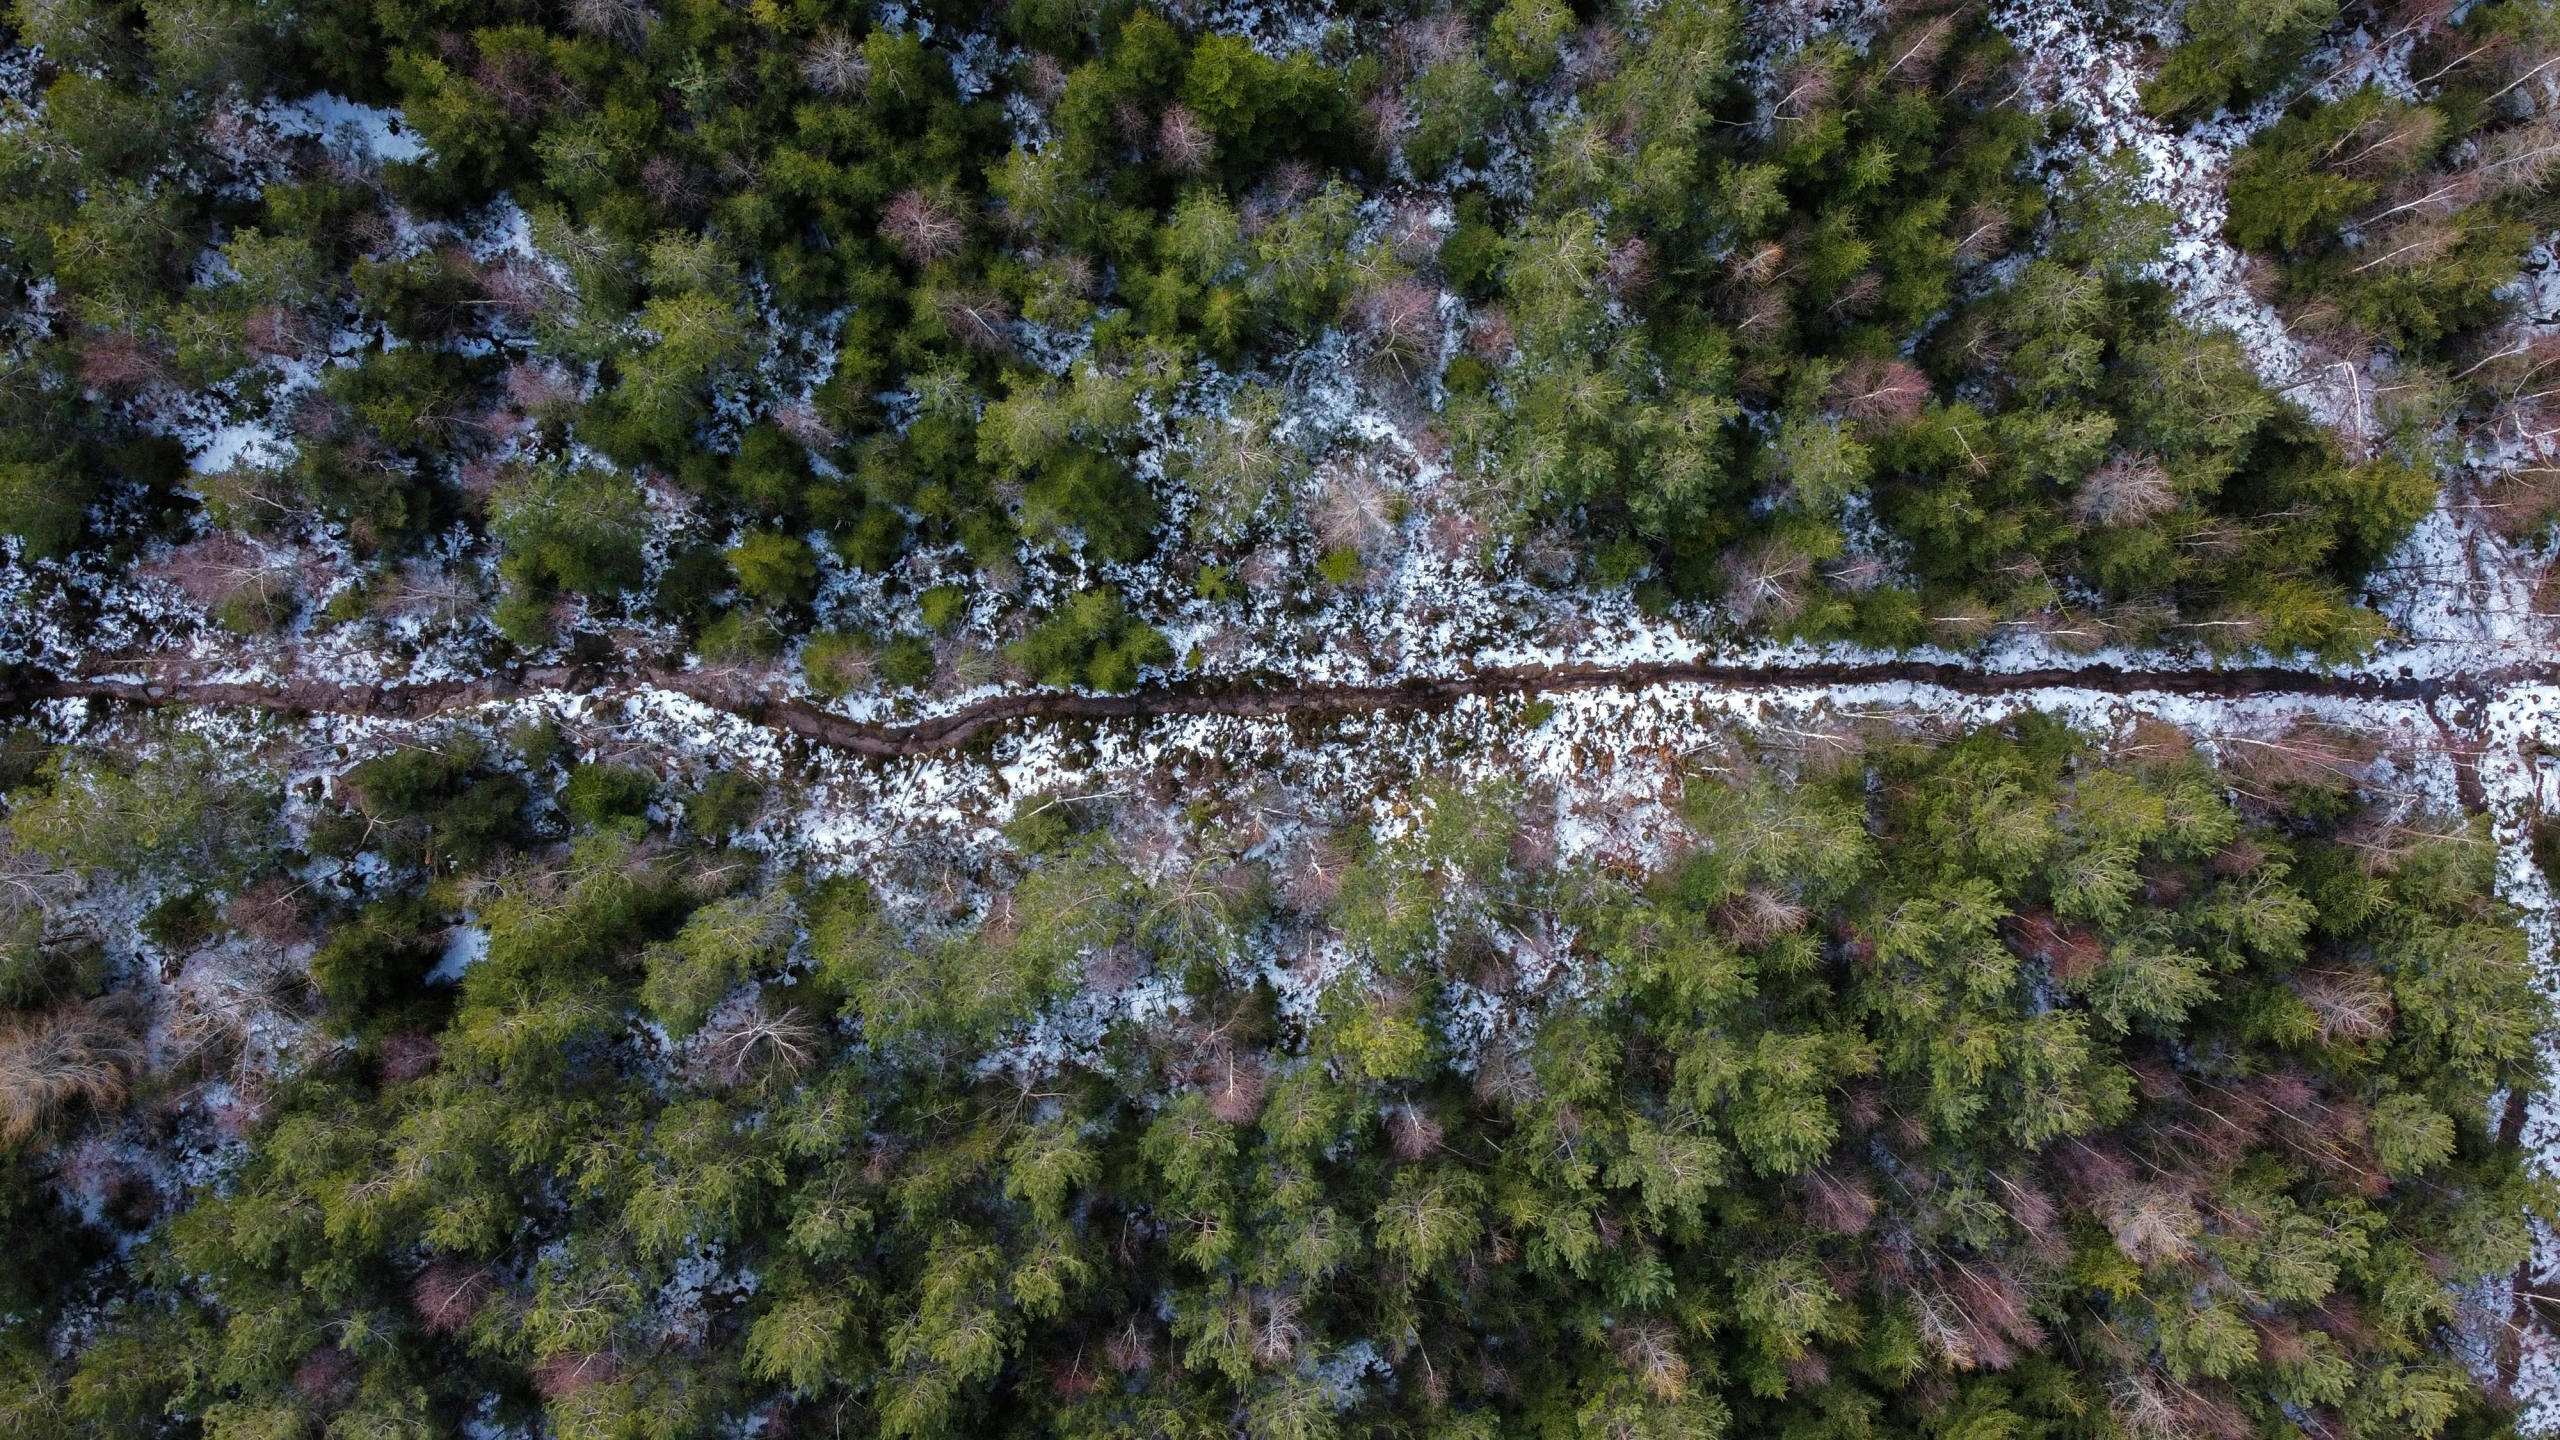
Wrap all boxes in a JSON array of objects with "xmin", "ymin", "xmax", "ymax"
[
  {"xmin": 2, "ymin": 0, "xmax": 2560, "ymax": 1434},
  {"xmin": 1, "ymin": 703, "xmax": 2552, "ymax": 1440},
  {"xmin": 0, "ymin": 0, "xmax": 2547, "ymax": 684}
]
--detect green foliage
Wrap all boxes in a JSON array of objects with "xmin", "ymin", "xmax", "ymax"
[
  {"xmin": 682, "ymin": 772, "xmax": 764, "ymax": 842},
  {"xmin": 342, "ymin": 742, "xmax": 531, "ymax": 870},
  {"xmin": 918, "ymin": 583, "xmax": 968, "ymax": 630},
  {"xmin": 14, "ymin": 716, "xmax": 2549, "ymax": 1440},
  {"xmin": 563, "ymin": 761, "xmax": 656, "ymax": 831},
  {"xmin": 490, "ymin": 462, "xmax": 650, "ymax": 597},
  {"xmin": 0, "ymin": 0, "xmax": 2541, "ymax": 1419},
  {"xmin": 1489, "ymin": 0, "xmax": 1574, "ymax": 82},
  {"xmin": 878, "ymin": 632, "xmax": 936, "ymax": 689},
  {"xmin": 2221, "ymin": 73, "xmax": 2540, "ymax": 361},
  {"xmin": 801, "ymin": 630, "xmax": 875, "ymax": 698},
  {"xmin": 0, "ymin": 0, "xmax": 2465, "ymax": 671},
  {"xmin": 2144, "ymin": 0, "xmax": 2340, "ymax": 120},
  {"xmin": 309, "ymin": 899, "xmax": 441, "ymax": 1014},
  {"xmin": 9, "ymin": 730, "xmax": 278, "ymax": 885},
  {"xmin": 0, "ymin": 454, "xmax": 90, "ymax": 559},
  {"xmin": 1005, "ymin": 588, "xmax": 1171, "ymax": 691},
  {"xmin": 643, "ymin": 894, "xmax": 793, "ymax": 1035},
  {"xmin": 726, "ymin": 530, "xmax": 819, "ymax": 607}
]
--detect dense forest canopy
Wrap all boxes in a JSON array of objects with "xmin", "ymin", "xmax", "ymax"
[
  {"xmin": 3, "ymin": 0, "xmax": 2560, "ymax": 1435},
  {"xmin": 0, "ymin": 0, "xmax": 2548, "ymax": 684},
  {"xmin": 0, "ymin": 705, "xmax": 2550, "ymax": 1439}
]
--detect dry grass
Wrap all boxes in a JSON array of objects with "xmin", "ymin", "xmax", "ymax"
[
  {"xmin": 1609, "ymin": 1316, "xmax": 1690, "ymax": 1400},
  {"xmin": 801, "ymin": 30, "xmax": 868, "ymax": 95},
  {"xmin": 2212, "ymin": 721, "xmax": 2381, "ymax": 797},
  {"xmin": 0, "ymin": 998, "xmax": 140, "ymax": 1145},
  {"xmin": 1711, "ymin": 886, "xmax": 1805, "ymax": 949},
  {"xmin": 533, "ymin": 1350, "xmax": 621, "ymax": 1399},
  {"xmin": 565, "ymin": 0, "xmax": 648, "ymax": 48},
  {"xmin": 2290, "ymin": 970, "xmax": 2394, "ymax": 1045},
  {"xmin": 1718, "ymin": 539, "xmax": 1811, "ymax": 626},
  {"xmin": 163, "ymin": 943, "xmax": 306, "ymax": 1073},
  {"xmin": 1826, "ymin": 355, "xmax": 1929, "ymax": 431},
  {"xmin": 1157, "ymin": 104, "xmax": 1213, "ymax": 173},
  {"xmin": 1308, "ymin": 462, "xmax": 1401, "ymax": 559},
  {"xmin": 2093, "ymin": 1182, "xmax": 2200, "ymax": 1266}
]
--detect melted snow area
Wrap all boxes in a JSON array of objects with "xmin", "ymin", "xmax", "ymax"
[{"xmin": 18, "ymin": 0, "xmax": 2560, "ymax": 1415}]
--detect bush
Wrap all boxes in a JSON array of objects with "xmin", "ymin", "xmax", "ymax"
[
  {"xmin": 918, "ymin": 584, "xmax": 968, "ymax": 630},
  {"xmin": 562, "ymin": 762, "xmax": 656, "ymax": 831},
  {"xmin": 726, "ymin": 530, "xmax": 819, "ymax": 607},
  {"xmin": 1005, "ymin": 589, "xmax": 1171, "ymax": 692},
  {"xmin": 342, "ymin": 745, "xmax": 530, "ymax": 870},
  {"xmin": 877, "ymin": 633, "xmax": 935, "ymax": 689},
  {"xmin": 701, "ymin": 602, "xmax": 788, "ymax": 661},
  {"xmin": 490, "ymin": 464, "xmax": 650, "ymax": 598},
  {"xmin": 0, "ymin": 458, "xmax": 89, "ymax": 559},
  {"xmin": 801, "ymin": 631, "xmax": 875, "ymax": 698},
  {"xmin": 641, "ymin": 895, "xmax": 791, "ymax": 1036},
  {"xmin": 139, "ymin": 892, "xmax": 218, "ymax": 952},
  {"xmin": 681, "ymin": 773, "xmax": 763, "ymax": 843},
  {"xmin": 10, "ymin": 733, "xmax": 278, "ymax": 886},
  {"xmin": 491, "ymin": 587, "xmax": 560, "ymax": 649},
  {"xmin": 1489, "ymin": 0, "xmax": 1573, "ymax": 81},
  {"xmin": 308, "ymin": 901, "xmax": 440, "ymax": 1015},
  {"xmin": 1020, "ymin": 447, "xmax": 1158, "ymax": 563}
]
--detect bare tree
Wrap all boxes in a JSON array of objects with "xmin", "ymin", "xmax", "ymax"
[
  {"xmin": 802, "ymin": 30, "xmax": 869, "ymax": 96},
  {"xmin": 882, "ymin": 189, "xmax": 968, "ymax": 265},
  {"xmin": 566, "ymin": 0, "xmax": 651, "ymax": 49},
  {"xmin": 1157, "ymin": 104, "xmax": 1214, "ymax": 173}
]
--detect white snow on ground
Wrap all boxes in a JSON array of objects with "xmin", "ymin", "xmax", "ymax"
[
  {"xmin": 1990, "ymin": 0, "xmax": 2350, "ymax": 429},
  {"xmin": 2471, "ymin": 684, "xmax": 2560, "ymax": 1427},
  {"xmin": 187, "ymin": 419, "xmax": 295, "ymax": 477},
  {"xmin": 263, "ymin": 92, "xmax": 429, "ymax": 165},
  {"xmin": 1185, "ymin": 0, "xmax": 1344, "ymax": 57},
  {"xmin": 428, "ymin": 922, "xmax": 488, "ymax": 983}
]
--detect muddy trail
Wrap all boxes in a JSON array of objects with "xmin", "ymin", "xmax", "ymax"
[{"xmin": 12, "ymin": 653, "xmax": 2558, "ymax": 759}]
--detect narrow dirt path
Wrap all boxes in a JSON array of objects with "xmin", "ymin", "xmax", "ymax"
[{"xmin": 16, "ymin": 656, "xmax": 2560, "ymax": 758}]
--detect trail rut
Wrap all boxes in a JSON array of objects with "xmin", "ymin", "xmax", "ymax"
[{"xmin": 17, "ymin": 655, "xmax": 2560, "ymax": 758}]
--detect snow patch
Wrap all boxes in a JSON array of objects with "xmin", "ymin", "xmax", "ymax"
[{"xmin": 265, "ymin": 92, "xmax": 430, "ymax": 165}]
